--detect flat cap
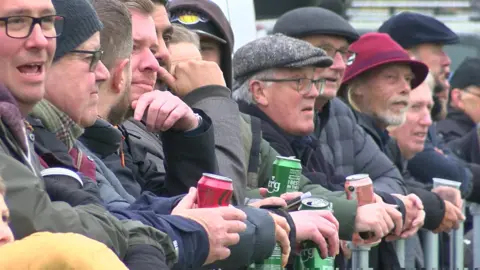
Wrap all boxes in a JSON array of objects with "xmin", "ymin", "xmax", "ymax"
[
  {"xmin": 450, "ymin": 57, "xmax": 480, "ymax": 90},
  {"xmin": 273, "ymin": 7, "xmax": 359, "ymax": 43},
  {"xmin": 378, "ymin": 12, "xmax": 459, "ymax": 48},
  {"xmin": 233, "ymin": 33, "xmax": 333, "ymax": 84}
]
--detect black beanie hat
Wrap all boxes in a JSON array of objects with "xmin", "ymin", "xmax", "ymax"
[
  {"xmin": 52, "ymin": 0, "xmax": 103, "ymax": 62},
  {"xmin": 273, "ymin": 7, "xmax": 359, "ymax": 44}
]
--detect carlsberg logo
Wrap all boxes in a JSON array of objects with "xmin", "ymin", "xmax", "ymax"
[{"xmin": 268, "ymin": 177, "xmax": 281, "ymax": 193}]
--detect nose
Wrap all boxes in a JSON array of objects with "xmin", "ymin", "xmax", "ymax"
[
  {"xmin": 419, "ymin": 110, "xmax": 433, "ymax": 127},
  {"xmin": 441, "ymin": 51, "xmax": 452, "ymax": 67},
  {"xmin": 95, "ymin": 60, "xmax": 110, "ymax": 82},
  {"xmin": 307, "ymin": 81, "xmax": 321, "ymax": 98},
  {"xmin": 330, "ymin": 52, "xmax": 346, "ymax": 72},
  {"xmin": 401, "ymin": 77, "xmax": 412, "ymax": 95},
  {"xmin": 25, "ymin": 24, "xmax": 49, "ymax": 49},
  {"xmin": 141, "ymin": 49, "xmax": 162, "ymax": 74},
  {"xmin": 0, "ymin": 226, "xmax": 14, "ymax": 247}
]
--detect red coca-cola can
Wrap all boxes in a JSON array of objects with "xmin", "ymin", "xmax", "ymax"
[
  {"xmin": 197, "ymin": 173, "xmax": 233, "ymax": 208},
  {"xmin": 345, "ymin": 174, "xmax": 375, "ymax": 240}
]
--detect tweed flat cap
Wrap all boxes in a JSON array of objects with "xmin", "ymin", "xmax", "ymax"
[{"xmin": 233, "ymin": 33, "xmax": 333, "ymax": 84}]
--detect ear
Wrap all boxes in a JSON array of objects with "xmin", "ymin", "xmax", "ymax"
[
  {"xmin": 450, "ymin": 88, "xmax": 464, "ymax": 109},
  {"xmin": 110, "ymin": 58, "xmax": 130, "ymax": 94},
  {"xmin": 250, "ymin": 80, "xmax": 269, "ymax": 106}
]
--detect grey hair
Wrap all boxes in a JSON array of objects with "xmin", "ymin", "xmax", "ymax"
[
  {"xmin": 170, "ymin": 24, "xmax": 200, "ymax": 49},
  {"xmin": 423, "ymin": 72, "xmax": 435, "ymax": 93},
  {"xmin": 232, "ymin": 70, "xmax": 274, "ymax": 104}
]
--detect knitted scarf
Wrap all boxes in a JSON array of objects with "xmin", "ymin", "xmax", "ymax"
[{"xmin": 30, "ymin": 99, "xmax": 84, "ymax": 150}]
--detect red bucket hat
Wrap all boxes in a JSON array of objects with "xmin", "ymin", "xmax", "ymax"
[{"xmin": 342, "ymin": 33, "xmax": 429, "ymax": 89}]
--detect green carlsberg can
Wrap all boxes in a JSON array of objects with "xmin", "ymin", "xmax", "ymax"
[
  {"xmin": 251, "ymin": 156, "xmax": 302, "ymax": 269},
  {"xmin": 267, "ymin": 156, "xmax": 302, "ymax": 197},
  {"xmin": 297, "ymin": 197, "xmax": 335, "ymax": 270}
]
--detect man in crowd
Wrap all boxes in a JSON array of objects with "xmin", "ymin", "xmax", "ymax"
[
  {"xmin": 78, "ymin": 0, "xmax": 295, "ymax": 268},
  {"xmin": 0, "ymin": 0, "xmax": 185, "ymax": 268},
  {"xmin": 378, "ymin": 12, "xmax": 480, "ymax": 206},
  {"xmin": 27, "ymin": 0, "xmax": 272, "ymax": 269},
  {"xmin": 379, "ymin": 12, "xmax": 456, "ymax": 121},
  {"xmin": 339, "ymin": 32, "xmax": 466, "ymax": 268},
  {"xmin": 437, "ymin": 57, "xmax": 480, "ymax": 142},
  {"xmin": 272, "ymin": 8, "xmax": 457, "ymax": 268},
  {"xmin": 388, "ymin": 76, "xmax": 435, "ymax": 163},
  {"xmin": 157, "ymin": 0, "xmax": 408, "ymax": 251}
]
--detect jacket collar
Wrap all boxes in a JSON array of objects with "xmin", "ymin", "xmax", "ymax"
[
  {"xmin": 446, "ymin": 107, "xmax": 476, "ymax": 129},
  {"xmin": 314, "ymin": 99, "xmax": 332, "ymax": 135},
  {"xmin": 80, "ymin": 118, "xmax": 122, "ymax": 157},
  {"xmin": 238, "ymin": 101, "xmax": 318, "ymax": 152},
  {"xmin": 0, "ymin": 83, "xmax": 27, "ymax": 152},
  {"xmin": 238, "ymin": 101, "xmax": 301, "ymax": 144},
  {"xmin": 30, "ymin": 99, "xmax": 83, "ymax": 150},
  {"xmin": 346, "ymin": 101, "xmax": 391, "ymax": 150}
]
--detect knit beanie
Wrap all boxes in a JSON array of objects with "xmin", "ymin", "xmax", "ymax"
[{"xmin": 52, "ymin": 0, "xmax": 103, "ymax": 62}]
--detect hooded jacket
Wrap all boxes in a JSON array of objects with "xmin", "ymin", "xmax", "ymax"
[
  {"xmin": 168, "ymin": 0, "xmax": 235, "ymax": 89},
  {"xmin": 0, "ymin": 85, "xmax": 176, "ymax": 269}
]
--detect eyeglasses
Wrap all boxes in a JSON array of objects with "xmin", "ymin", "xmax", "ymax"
[
  {"xmin": 70, "ymin": 50, "xmax": 104, "ymax": 72},
  {"xmin": 0, "ymin": 15, "xmax": 64, "ymax": 39},
  {"xmin": 258, "ymin": 78, "xmax": 326, "ymax": 95},
  {"xmin": 318, "ymin": 44, "xmax": 356, "ymax": 64}
]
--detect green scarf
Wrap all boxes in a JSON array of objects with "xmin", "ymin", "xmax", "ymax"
[{"xmin": 30, "ymin": 99, "xmax": 84, "ymax": 150}]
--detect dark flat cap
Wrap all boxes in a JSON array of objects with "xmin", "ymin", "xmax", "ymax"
[
  {"xmin": 233, "ymin": 33, "xmax": 333, "ymax": 84},
  {"xmin": 273, "ymin": 7, "xmax": 359, "ymax": 43},
  {"xmin": 450, "ymin": 57, "xmax": 480, "ymax": 90},
  {"xmin": 378, "ymin": 12, "xmax": 459, "ymax": 48}
]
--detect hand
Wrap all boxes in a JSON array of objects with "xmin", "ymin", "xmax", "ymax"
[
  {"xmin": 158, "ymin": 60, "xmax": 226, "ymax": 98},
  {"xmin": 433, "ymin": 200, "xmax": 465, "ymax": 233},
  {"xmin": 268, "ymin": 213, "xmax": 291, "ymax": 267},
  {"xmin": 172, "ymin": 187, "xmax": 198, "ymax": 213},
  {"xmin": 387, "ymin": 194, "xmax": 425, "ymax": 240},
  {"xmin": 432, "ymin": 186, "xmax": 463, "ymax": 209},
  {"xmin": 173, "ymin": 206, "xmax": 247, "ymax": 265},
  {"xmin": 249, "ymin": 197, "xmax": 287, "ymax": 208},
  {"xmin": 354, "ymin": 203, "xmax": 402, "ymax": 244},
  {"xmin": 258, "ymin": 187, "xmax": 303, "ymax": 202},
  {"xmin": 132, "ymin": 91, "xmax": 199, "ymax": 132},
  {"xmin": 290, "ymin": 210, "xmax": 339, "ymax": 258}
]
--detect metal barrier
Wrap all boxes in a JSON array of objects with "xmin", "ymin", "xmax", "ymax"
[
  {"xmin": 350, "ymin": 243, "xmax": 370, "ymax": 270},
  {"xmin": 471, "ymin": 203, "xmax": 480, "ymax": 269},
  {"xmin": 349, "ymin": 177, "xmax": 470, "ymax": 270}
]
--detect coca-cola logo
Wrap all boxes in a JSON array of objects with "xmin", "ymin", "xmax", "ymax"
[{"xmin": 218, "ymin": 190, "xmax": 231, "ymax": 206}]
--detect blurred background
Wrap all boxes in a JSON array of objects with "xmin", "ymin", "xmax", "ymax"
[{"xmin": 209, "ymin": 0, "xmax": 480, "ymax": 72}]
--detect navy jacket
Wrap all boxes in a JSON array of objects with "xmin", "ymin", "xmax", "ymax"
[{"xmin": 28, "ymin": 116, "xmax": 211, "ymax": 269}]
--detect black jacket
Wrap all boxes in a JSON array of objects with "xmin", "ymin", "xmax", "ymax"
[
  {"xmin": 79, "ymin": 110, "xmax": 217, "ymax": 199},
  {"xmin": 353, "ymin": 111, "xmax": 445, "ymax": 231},
  {"xmin": 437, "ymin": 108, "xmax": 476, "ymax": 143},
  {"xmin": 239, "ymin": 102, "xmax": 414, "ymax": 270}
]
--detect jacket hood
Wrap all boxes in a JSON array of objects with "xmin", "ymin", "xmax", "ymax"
[
  {"xmin": 80, "ymin": 118, "xmax": 122, "ymax": 158},
  {"xmin": 168, "ymin": 0, "xmax": 234, "ymax": 89}
]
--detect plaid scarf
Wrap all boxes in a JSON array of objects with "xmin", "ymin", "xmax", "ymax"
[{"xmin": 30, "ymin": 99, "xmax": 84, "ymax": 150}]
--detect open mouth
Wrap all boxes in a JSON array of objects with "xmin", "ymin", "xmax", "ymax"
[
  {"xmin": 413, "ymin": 131, "xmax": 427, "ymax": 138},
  {"xmin": 17, "ymin": 63, "xmax": 43, "ymax": 75}
]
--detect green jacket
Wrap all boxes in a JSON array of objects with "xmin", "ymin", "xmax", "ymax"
[
  {"xmin": 0, "ymin": 119, "xmax": 176, "ymax": 265},
  {"xmin": 240, "ymin": 113, "xmax": 357, "ymax": 240}
]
